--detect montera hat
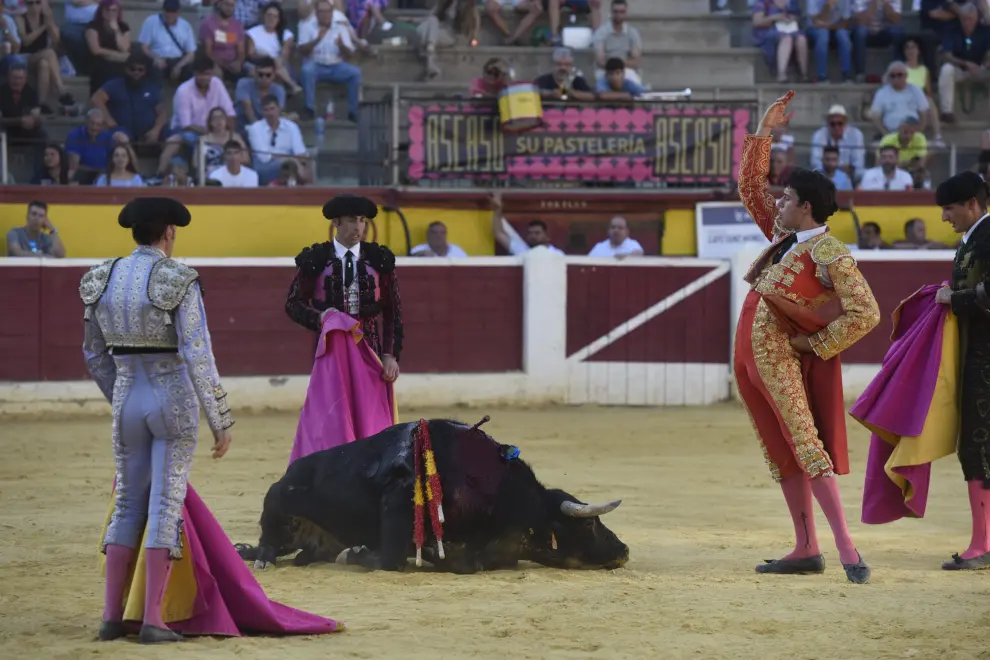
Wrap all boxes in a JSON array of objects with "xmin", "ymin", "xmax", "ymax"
[
  {"xmin": 118, "ymin": 197, "xmax": 192, "ymax": 230},
  {"xmin": 322, "ymin": 194, "xmax": 378, "ymax": 221},
  {"xmin": 936, "ymin": 171, "xmax": 990, "ymax": 207}
]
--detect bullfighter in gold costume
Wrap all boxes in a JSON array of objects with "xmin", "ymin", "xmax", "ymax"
[{"xmin": 734, "ymin": 91, "xmax": 881, "ymax": 583}]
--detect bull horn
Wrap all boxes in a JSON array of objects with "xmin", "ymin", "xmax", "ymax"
[{"xmin": 560, "ymin": 499, "xmax": 622, "ymax": 518}]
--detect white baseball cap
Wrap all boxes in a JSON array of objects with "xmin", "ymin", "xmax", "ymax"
[{"xmin": 826, "ymin": 104, "xmax": 847, "ymax": 117}]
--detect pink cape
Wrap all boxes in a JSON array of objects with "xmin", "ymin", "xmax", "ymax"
[
  {"xmin": 102, "ymin": 483, "xmax": 341, "ymax": 636},
  {"xmin": 288, "ymin": 311, "xmax": 397, "ymax": 465}
]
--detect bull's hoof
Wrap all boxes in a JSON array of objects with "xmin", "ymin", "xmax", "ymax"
[
  {"xmin": 234, "ymin": 543, "xmax": 259, "ymax": 561},
  {"xmin": 293, "ymin": 548, "xmax": 316, "ymax": 566},
  {"xmin": 254, "ymin": 558, "xmax": 274, "ymax": 570},
  {"xmin": 335, "ymin": 546, "xmax": 369, "ymax": 565}
]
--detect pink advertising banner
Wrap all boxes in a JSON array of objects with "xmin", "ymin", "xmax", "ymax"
[{"xmin": 407, "ymin": 102, "xmax": 753, "ymax": 184}]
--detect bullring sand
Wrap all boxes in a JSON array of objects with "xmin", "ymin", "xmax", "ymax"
[{"xmin": 0, "ymin": 405, "xmax": 987, "ymax": 660}]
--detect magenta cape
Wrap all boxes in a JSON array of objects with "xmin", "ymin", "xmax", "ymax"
[
  {"xmin": 100, "ymin": 483, "xmax": 341, "ymax": 635},
  {"xmin": 288, "ymin": 311, "xmax": 398, "ymax": 465},
  {"xmin": 848, "ymin": 283, "xmax": 961, "ymax": 524}
]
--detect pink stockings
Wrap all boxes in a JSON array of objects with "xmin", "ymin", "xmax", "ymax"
[
  {"xmin": 102, "ymin": 545, "xmax": 174, "ymax": 630},
  {"xmin": 779, "ymin": 474, "xmax": 859, "ymax": 565},
  {"xmin": 961, "ymin": 480, "xmax": 990, "ymax": 560}
]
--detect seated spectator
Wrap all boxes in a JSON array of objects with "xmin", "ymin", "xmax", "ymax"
[
  {"xmin": 595, "ymin": 57, "xmax": 642, "ymax": 99},
  {"xmin": 235, "ymin": 55, "xmax": 285, "ymax": 128},
  {"xmin": 198, "ymin": 105, "xmax": 250, "ymax": 174},
  {"xmin": 490, "ymin": 192, "xmax": 565, "ymax": 254},
  {"xmin": 902, "ymin": 37, "xmax": 944, "ymax": 147},
  {"xmin": 64, "ymin": 107, "xmax": 127, "ymax": 184},
  {"xmin": 858, "ymin": 145, "xmax": 914, "ymax": 190},
  {"xmin": 587, "ymin": 215, "xmax": 643, "ymax": 258},
  {"xmin": 878, "ymin": 117, "xmax": 927, "ymax": 166},
  {"xmin": 247, "ymin": 94, "xmax": 308, "ymax": 185},
  {"xmin": 416, "ymin": 0, "xmax": 476, "ymax": 80},
  {"xmin": 1, "ymin": 8, "xmax": 20, "ymax": 75},
  {"xmin": 868, "ymin": 61, "xmax": 929, "ymax": 137},
  {"xmin": 246, "ymin": 2, "xmax": 300, "ymax": 94},
  {"xmin": 299, "ymin": 0, "xmax": 361, "ymax": 122},
  {"xmin": 752, "ymin": 0, "xmax": 808, "ymax": 83},
  {"xmin": 83, "ymin": 0, "xmax": 131, "ymax": 96},
  {"xmin": 892, "ymin": 217, "xmax": 950, "ymax": 248},
  {"xmin": 769, "ymin": 149, "xmax": 793, "ymax": 185},
  {"xmin": 347, "ymin": 0, "xmax": 392, "ymax": 40},
  {"xmin": 809, "ymin": 104, "xmax": 866, "ymax": 182},
  {"xmin": 805, "ymin": 0, "xmax": 853, "ymax": 83},
  {"xmin": 266, "ymin": 158, "xmax": 302, "ymax": 186},
  {"xmin": 410, "ymin": 221, "xmax": 468, "ymax": 257},
  {"xmin": 90, "ymin": 53, "xmax": 167, "ymax": 145},
  {"xmin": 937, "ymin": 4, "xmax": 990, "ymax": 123},
  {"xmin": 154, "ymin": 54, "xmax": 236, "ymax": 179},
  {"xmin": 816, "ymin": 145, "xmax": 853, "ymax": 190},
  {"xmin": 138, "ymin": 0, "xmax": 196, "ymax": 85},
  {"xmin": 208, "ymin": 139, "xmax": 259, "ymax": 186},
  {"xmin": 0, "ymin": 63, "xmax": 46, "ymax": 155},
  {"xmin": 5, "ymin": 200, "xmax": 65, "ymax": 257},
  {"xmin": 468, "ymin": 56, "xmax": 510, "ymax": 98},
  {"xmin": 535, "ymin": 47, "xmax": 594, "ymax": 100},
  {"xmin": 200, "ymin": 0, "xmax": 246, "ymax": 82},
  {"xmin": 94, "ymin": 142, "xmax": 143, "ymax": 186},
  {"xmin": 59, "ymin": 0, "xmax": 100, "ymax": 75},
  {"xmin": 162, "ymin": 155, "xmax": 194, "ymax": 186},
  {"xmin": 856, "ymin": 221, "xmax": 890, "ymax": 249},
  {"xmin": 852, "ymin": 0, "xmax": 905, "ymax": 82},
  {"xmin": 592, "ymin": 0, "xmax": 641, "ymax": 84},
  {"xmin": 30, "ymin": 142, "xmax": 72, "ymax": 184},
  {"xmin": 548, "ymin": 0, "xmax": 601, "ymax": 46},
  {"xmin": 484, "ymin": 0, "xmax": 542, "ymax": 46},
  {"xmin": 16, "ymin": 0, "xmax": 75, "ymax": 113},
  {"xmin": 908, "ymin": 155, "xmax": 931, "ymax": 189}
]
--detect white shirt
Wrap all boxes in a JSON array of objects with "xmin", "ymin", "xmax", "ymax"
[
  {"xmin": 208, "ymin": 165, "xmax": 259, "ymax": 187},
  {"xmin": 334, "ymin": 238, "xmax": 362, "ymax": 314},
  {"xmin": 298, "ymin": 12, "xmax": 354, "ymax": 66},
  {"xmin": 247, "ymin": 117, "xmax": 307, "ymax": 164},
  {"xmin": 410, "ymin": 242, "xmax": 468, "ymax": 257},
  {"xmin": 508, "ymin": 235, "xmax": 565, "ymax": 256},
  {"xmin": 588, "ymin": 237, "xmax": 644, "ymax": 257},
  {"xmin": 780, "ymin": 225, "xmax": 828, "ymax": 259},
  {"xmin": 962, "ymin": 213, "xmax": 989, "ymax": 244},
  {"xmin": 246, "ymin": 25, "xmax": 294, "ymax": 59},
  {"xmin": 859, "ymin": 166, "xmax": 914, "ymax": 191}
]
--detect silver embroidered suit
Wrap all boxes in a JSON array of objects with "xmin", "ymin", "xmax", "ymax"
[{"xmin": 81, "ymin": 245, "xmax": 234, "ymax": 558}]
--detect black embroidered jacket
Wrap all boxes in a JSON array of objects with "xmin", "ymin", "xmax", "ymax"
[{"xmin": 285, "ymin": 241, "xmax": 404, "ymax": 361}]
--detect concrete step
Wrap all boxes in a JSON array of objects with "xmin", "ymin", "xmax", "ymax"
[
  {"xmin": 370, "ymin": 80, "xmax": 758, "ymax": 101},
  {"xmin": 366, "ymin": 44, "xmax": 756, "ymax": 87},
  {"xmin": 621, "ymin": 0, "xmax": 711, "ymax": 16}
]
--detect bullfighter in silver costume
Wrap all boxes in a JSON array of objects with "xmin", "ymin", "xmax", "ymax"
[{"xmin": 80, "ymin": 197, "xmax": 234, "ymax": 644}]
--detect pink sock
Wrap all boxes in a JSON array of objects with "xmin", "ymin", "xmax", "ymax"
[
  {"xmin": 809, "ymin": 476, "xmax": 860, "ymax": 565},
  {"xmin": 143, "ymin": 548, "xmax": 174, "ymax": 630},
  {"xmin": 103, "ymin": 544, "xmax": 136, "ymax": 622},
  {"xmin": 962, "ymin": 480, "xmax": 990, "ymax": 560},
  {"xmin": 779, "ymin": 474, "xmax": 820, "ymax": 559}
]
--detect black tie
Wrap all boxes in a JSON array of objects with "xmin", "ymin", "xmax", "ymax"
[
  {"xmin": 772, "ymin": 233, "xmax": 798, "ymax": 264},
  {"xmin": 344, "ymin": 251, "xmax": 354, "ymax": 289}
]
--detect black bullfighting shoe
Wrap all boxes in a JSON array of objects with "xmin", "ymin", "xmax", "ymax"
[
  {"xmin": 755, "ymin": 554, "xmax": 825, "ymax": 575},
  {"xmin": 138, "ymin": 625, "xmax": 184, "ymax": 644},
  {"xmin": 942, "ymin": 551, "xmax": 990, "ymax": 571},
  {"xmin": 97, "ymin": 620, "xmax": 127, "ymax": 641},
  {"xmin": 841, "ymin": 551, "xmax": 871, "ymax": 584}
]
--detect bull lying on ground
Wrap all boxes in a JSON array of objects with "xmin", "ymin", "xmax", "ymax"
[{"xmin": 235, "ymin": 417, "xmax": 629, "ymax": 573}]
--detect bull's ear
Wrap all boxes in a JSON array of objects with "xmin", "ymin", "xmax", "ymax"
[{"xmin": 560, "ymin": 500, "xmax": 622, "ymax": 518}]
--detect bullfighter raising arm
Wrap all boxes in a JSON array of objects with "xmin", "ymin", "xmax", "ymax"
[{"xmin": 737, "ymin": 90, "xmax": 795, "ymax": 241}]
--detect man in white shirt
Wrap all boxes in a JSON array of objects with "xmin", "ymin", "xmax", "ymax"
[
  {"xmin": 207, "ymin": 139, "xmax": 259, "ymax": 187},
  {"xmin": 858, "ymin": 145, "xmax": 914, "ymax": 191},
  {"xmin": 298, "ymin": 0, "xmax": 362, "ymax": 122},
  {"xmin": 410, "ymin": 221, "xmax": 468, "ymax": 257},
  {"xmin": 246, "ymin": 94, "xmax": 309, "ymax": 185},
  {"xmin": 489, "ymin": 192, "xmax": 565, "ymax": 255},
  {"xmin": 588, "ymin": 215, "xmax": 644, "ymax": 258}
]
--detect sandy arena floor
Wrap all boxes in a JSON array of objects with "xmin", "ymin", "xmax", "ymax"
[{"xmin": 0, "ymin": 404, "xmax": 988, "ymax": 660}]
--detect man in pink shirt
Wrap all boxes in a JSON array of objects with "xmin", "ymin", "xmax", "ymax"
[{"xmin": 154, "ymin": 54, "xmax": 236, "ymax": 179}]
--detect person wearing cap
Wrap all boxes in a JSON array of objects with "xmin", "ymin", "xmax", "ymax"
[
  {"xmin": 809, "ymin": 104, "xmax": 865, "ymax": 183},
  {"xmin": 80, "ymin": 198, "xmax": 341, "ymax": 642},
  {"xmin": 934, "ymin": 171, "xmax": 990, "ymax": 570},
  {"xmin": 284, "ymin": 193, "xmax": 402, "ymax": 462},
  {"xmin": 137, "ymin": 0, "xmax": 197, "ymax": 84}
]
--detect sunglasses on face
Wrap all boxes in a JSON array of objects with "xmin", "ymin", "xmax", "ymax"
[
  {"xmin": 829, "ymin": 121, "xmax": 844, "ymax": 127},
  {"xmin": 889, "ymin": 72, "xmax": 905, "ymax": 78}
]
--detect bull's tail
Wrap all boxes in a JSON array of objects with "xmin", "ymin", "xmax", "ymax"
[{"xmin": 413, "ymin": 419, "xmax": 444, "ymax": 567}]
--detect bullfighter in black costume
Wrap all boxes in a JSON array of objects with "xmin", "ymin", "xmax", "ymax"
[{"xmin": 936, "ymin": 171, "xmax": 990, "ymax": 570}]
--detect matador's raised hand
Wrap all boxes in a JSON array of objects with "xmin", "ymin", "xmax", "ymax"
[{"xmin": 757, "ymin": 90, "xmax": 795, "ymax": 136}]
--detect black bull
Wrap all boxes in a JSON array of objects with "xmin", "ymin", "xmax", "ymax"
[{"xmin": 235, "ymin": 418, "xmax": 629, "ymax": 573}]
